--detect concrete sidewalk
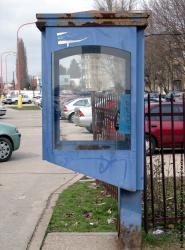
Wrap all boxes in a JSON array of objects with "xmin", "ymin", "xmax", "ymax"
[
  {"xmin": 27, "ymin": 175, "xmax": 120, "ymax": 250},
  {"xmin": 42, "ymin": 232, "xmax": 119, "ymax": 250}
]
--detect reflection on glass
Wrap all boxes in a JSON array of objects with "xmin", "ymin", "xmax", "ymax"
[{"xmin": 53, "ymin": 46, "xmax": 131, "ymax": 150}]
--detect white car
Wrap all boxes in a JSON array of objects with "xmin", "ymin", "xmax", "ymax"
[
  {"xmin": 2, "ymin": 95, "xmax": 32, "ymax": 104},
  {"xmin": 33, "ymin": 95, "xmax": 42, "ymax": 106},
  {"xmin": 0, "ymin": 104, "xmax": 6, "ymax": 116},
  {"xmin": 21, "ymin": 94, "xmax": 32, "ymax": 104},
  {"xmin": 63, "ymin": 97, "xmax": 91, "ymax": 123},
  {"xmin": 74, "ymin": 105, "xmax": 93, "ymax": 132}
]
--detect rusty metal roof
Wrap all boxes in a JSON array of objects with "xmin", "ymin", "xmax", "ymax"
[{"xmin": 36, "ymin": 10, "xmax": 149, "ymax": 31}]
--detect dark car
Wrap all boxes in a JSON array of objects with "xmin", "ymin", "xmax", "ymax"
[
  {"xmin": 2, "ymin": 97, "xmax": 14, "ymax": 104},
  {"xmin": 145, "ymin": 102, "xmax": 184, "ymax": 153}
]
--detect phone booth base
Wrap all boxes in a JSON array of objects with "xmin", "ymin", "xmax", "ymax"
[{"xmin": 119, "ymin": 190, "xmax": 142, "ymax": 249}]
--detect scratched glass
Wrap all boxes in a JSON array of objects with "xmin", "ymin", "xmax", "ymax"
[{"xmin": 53, "ymin": 46, "xmax": 131, "ymax": 150}]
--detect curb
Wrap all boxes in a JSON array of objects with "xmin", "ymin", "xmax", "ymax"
[{"xmin": 27, "ymin": 173, "xmax": 84, "ymax": 250}]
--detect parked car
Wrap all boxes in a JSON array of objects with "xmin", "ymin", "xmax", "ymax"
[
  {"xmin": 2, "ymin": 94, "xmax": 32, "ymax": 104},
  {"xmin": 144, "ymin": 96, "xmax": 166, "ymax": 103},
  {"xmin": 0, "ymin": 122, "xmax": 21, "ymax": 162},
  {"xmin": 74, "ymin": 105, "xmax": 93, "ymax": 132},
  {"xmin": 0, "ymin": 104, "xmax": 6, "ymax": 116},
  {"xmin": 60, "ymin": 94, "xmax": 79, "ymax": 104},
  {"xmin": 145, "ymin": 102, "xmax": 184, "ymax": 153},
  {"xmin": 144, "ymin": 92, "xmax": 159, "ymax": 99},
  {"xmin": 78, "ymin": 100, "xmax": 184, "ymax": 152},
  {"xmin": 20, "ymin": 94, "xmax": 32, "ymax": 104},
  {"xmin": 165, "ymin": 91, "xmax": 184, "ymax": 102},
  {"xmin": 60, "ymin": 96, "xmax": 79, "ymax": 119},
  {"xmin": 33, "ymin": 95, "xmax": 42, "ymax": 106},
  {"xmin": 74, "ymin": 98, "xmax": 117, "ymax": 132},
  {"xmin": 62, "ymin": 97, "xmax": 91, "ymax": 122},
  {"xmin": 2, "ymin": 96, "xmax": 15, "ymax": 104}
]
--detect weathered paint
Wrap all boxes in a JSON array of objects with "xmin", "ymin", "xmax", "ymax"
[
  {"xmin": 36, "ymin": 19, "xmax": 148, "ymax": 31},
  {"xmin": 36, "ymin": 10, "xmax": 149, "ymax": 20},
  {"xmin": 119, "ymin": 225, "xmax": 141, "ymax": 249},
  {"xmin": 36, "ymin": 11, "xmax": 149, "ymax": 31},
  {"xmin": 118, "ymin": 189, "xmax": 142, "ymax": 249}
]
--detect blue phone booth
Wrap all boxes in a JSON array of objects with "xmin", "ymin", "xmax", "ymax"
[{"xmin": 36, "ymin": 11, "xmax": 149, "ymax": 249}]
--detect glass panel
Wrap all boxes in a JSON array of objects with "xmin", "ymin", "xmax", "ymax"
[{"xmin": 53, "ymin": 46, "xmax": 131, "ymax": 150}]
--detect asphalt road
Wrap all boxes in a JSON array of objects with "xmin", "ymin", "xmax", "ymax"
[{"xmin": 0, "ymin": 107, "xmax": 76, "ymax": 250}]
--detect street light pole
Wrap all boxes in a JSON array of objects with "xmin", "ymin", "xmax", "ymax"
[
  {"xmin": 0, "ymin": 51, "xmax": 15, "ymax": 96},
  {"xmin": 5, "ymin": 52, "xmax": 16, "ymax": 92}
]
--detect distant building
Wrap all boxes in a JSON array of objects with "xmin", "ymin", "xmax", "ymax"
[
  {"xmin": 31, "ymin": 75, "xmax": 42, "ymax": 92},
  {"xmin": 59, "ymin": 75, "xmax": 70, "ymax": 88}
]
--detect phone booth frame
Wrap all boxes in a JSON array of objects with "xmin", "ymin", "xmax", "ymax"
[{"xmin": 36, "ymin": 11, "xmax": 149, "ymax": 249}]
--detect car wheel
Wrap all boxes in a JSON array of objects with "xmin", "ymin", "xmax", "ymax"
[
  {"xmin": 0, "ymin": 137, "xmax": 13, "ymax": 162},
  {"xmin": 86, "ymin": 124, "xmax": 93, "ymax": 133},
  {"xmin": 145, "ymin": 135, "xmax": 156, "ymax": 155},
  {"xmin": 68, "ymin": 113, "xmax": 75, "ymax": 123},
  {"xmin": 28, "ymin": 100, "xmax": 32, "ymax": 104}
]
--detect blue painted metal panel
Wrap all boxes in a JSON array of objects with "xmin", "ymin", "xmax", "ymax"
[
  {"xmin": 136, "ymin": 28, "xmax": 145, "ymax": 190},
  {"xmin": 40, "ymin": 25, "xmax": 144, "ymax": 191},
  {"xmin": 118, "ymin": 189, "xmax": 142, "ymax": 247},
  {"xmin": 119, "ymin": 189, "xmax": 142, "ymax": 227},
  {"xmin": 119, "ymin": 94, "xmax": 131, "ymax": 135}
]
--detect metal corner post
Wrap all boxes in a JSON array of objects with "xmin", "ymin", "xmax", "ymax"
[{"xmin": 118, "ymin": 189, "xmax": 142, "ymax": 249}]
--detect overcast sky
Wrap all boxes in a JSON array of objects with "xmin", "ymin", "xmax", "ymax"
[{"xmin": 0, "ymin": 0, "xmax": 94, "ymax": 83}]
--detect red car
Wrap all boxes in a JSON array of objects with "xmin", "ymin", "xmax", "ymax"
[{"xmin": 145, "ymin": 102, "xmax": 184, "ymax": 153}]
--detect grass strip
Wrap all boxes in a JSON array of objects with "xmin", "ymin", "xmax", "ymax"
[
  {"xmin": 47, "ymin": 180, "xmax": 117, "ymax": 233},
  {"xmin": 143, "ymin": 231, "xmax": 180, "ymax": 249},
  {"xmin": 47, "ymin": 180, "xmax": 182, "ymax": 249},
  {"xmin": 9, "ymin": 105, "xmax": 41, "ymax": 110}
]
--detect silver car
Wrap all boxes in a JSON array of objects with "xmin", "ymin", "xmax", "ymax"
[
  {"xmin": 74, "ymin": 105, "xmax": 92, "ymax": 133},
  {"xmin": 62, "ymin": 97, "xmax": 91, "ymax": 123}
]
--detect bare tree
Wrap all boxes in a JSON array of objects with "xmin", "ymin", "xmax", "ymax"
[
  {"xmin": 145, "ymin": 34, "xmax": 174, "ymax": 93},
  {"xmin": 142, "ymin": 0, "xmax": 185, "ymax": 92},
  {"xmin": 94, "ymin": 0, "xmax": 115, "ymax": 11},
  {"xmin": 94, "ymin": 0, "xmax": 137, "ymax": 11},
  {"xmin": 16, "ymin": 39, "xmax": 29, "ymax": 90},
  {"xmin": 144, "ymin": 14, "xmax": 169, "ymax": 92},
  {"xmin": 151, "ymin": 0, "xmax": 185, "ymax": 69}
]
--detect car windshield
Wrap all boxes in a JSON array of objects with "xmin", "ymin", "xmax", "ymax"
[{"xmin": 64, "ymin": 98, "xmax": 77, "ymax": 104}]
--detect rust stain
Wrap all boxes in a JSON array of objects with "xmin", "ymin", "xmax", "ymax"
[
  {"xmin": 36, "ymin": 21, "xmax": 47, "ymax": 31},
  {"xmin": 67, "ymin": 21, "xmax": 76, "ymax": 26},
  {"xmin": 59, "ymin": 11, "xmax": 149, "ymax": 19},
  {"xmin": 36, "ymin": 19, "xmax": 148, "ymax": 30},
  {"xmin": 73, "ymin": 19, "xmax": 147, "ymax": 27},
  {"xmin": 36, "ymin": 11, "xmax": 150, "ymax": 20},
  {"xmin": 36, "ymin": 11, "xmax": 149, "ymax": 30},
  {"xmin": 118, "ymin": 224, "xmax": 141, "ymax": 249},
  {"xmin": 77, "ymin": 145, "xmax": 110, "ymax": 150},
  {"xmin": 66, "ymin": 13, "xmax": 72, "ymax": 18}
]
